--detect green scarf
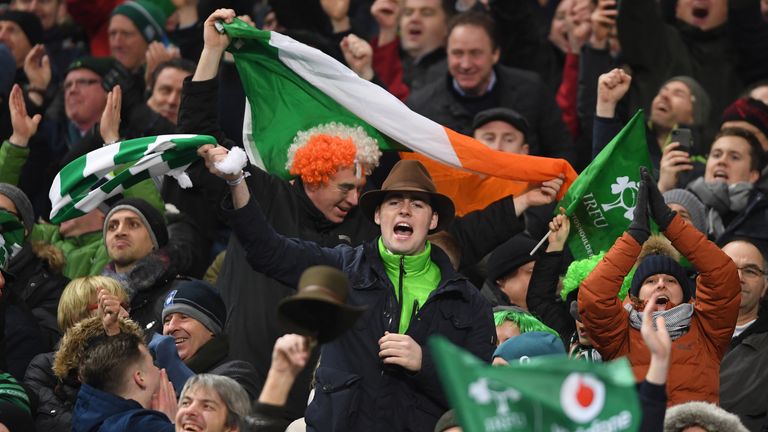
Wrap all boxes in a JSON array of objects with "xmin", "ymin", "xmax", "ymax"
[{"xmin": 378, "ymin": 238, "xmax": 441, "ymax": 334}]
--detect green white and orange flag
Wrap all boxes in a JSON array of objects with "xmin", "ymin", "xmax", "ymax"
[
  {"xmin": 429, "ymin": 336, "xmax": 641, "ymax": 432},
  {"xmin": 222, "ymin": 20, "xmax": 577, "ymax": 200}
]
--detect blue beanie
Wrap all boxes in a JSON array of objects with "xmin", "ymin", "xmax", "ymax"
[
  {"xmin": 630, "ymin": 255, "xmax": 692, "ymax": 303},
  {"xmin": 492, "ymin": 331, "xmax": 566, "ymax": 364}
]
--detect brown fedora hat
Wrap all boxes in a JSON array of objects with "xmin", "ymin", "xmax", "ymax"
[
  {"xmin": 278, "ymin": 265, "xmax": 367, "ymax": 344},
  {"xmin": 359, "ymin": 160, "xmax": 455, "ymax": 233}
]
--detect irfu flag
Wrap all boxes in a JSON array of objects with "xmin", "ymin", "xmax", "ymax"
[
  {"xmin": 49, "ymin": 134, "xmax": 215, "ymax": 224},
  {"xmin": 221, "ymin": 20, "xmax": 577, "ymax": 196},
  {"xmin": 429, "ymin": 336, "xmax": 641, "ymax": 432},
  {"xmin": 557, "ymin": 111, "xmax": 653, "ymax": 259}
]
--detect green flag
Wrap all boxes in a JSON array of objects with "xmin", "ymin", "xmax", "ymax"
[
  {"xmin": 558, "ymin": 111, "xmax": 653, "ymax": 259},
  {"xmin": 0, "ymin": 210, "xmax": 24, "ymax": 271},
  {"xmin": 429, "ymin": 336, "xmax": 641, "ymax": 432}
]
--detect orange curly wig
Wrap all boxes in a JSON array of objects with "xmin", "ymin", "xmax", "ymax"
[{"xmin": 289, "ymin": 134, "xmax": 358, "ymax": 186}]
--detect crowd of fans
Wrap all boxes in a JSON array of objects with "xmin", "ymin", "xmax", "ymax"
[{"xmin": 0, "ymin": 0, "xmax": 767, "ymax": 430}]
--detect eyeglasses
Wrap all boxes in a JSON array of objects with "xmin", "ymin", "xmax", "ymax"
[
  {"xmin": 737, "ymin": 266, "xmax": 765, "ymax": 279},
  {"xmin": 63, "ymin": 78, "xmax": 101, "ymax": 91}
]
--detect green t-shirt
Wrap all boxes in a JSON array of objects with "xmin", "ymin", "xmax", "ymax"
[{"xmin": 378, "ymin": 238, "xmax": 441, "ymax": 334}]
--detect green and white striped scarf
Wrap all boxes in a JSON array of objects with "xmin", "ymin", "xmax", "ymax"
[
  {"xmin": 49, "ymin": 134, "xmax": 215, "ymax": 224},
  {"xmin": 0, "ymin": 211, "xmax": 24, "ymax": 271}
]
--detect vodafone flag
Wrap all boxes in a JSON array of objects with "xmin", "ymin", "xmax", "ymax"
[{"xmin": 429, "ymin": 336, "xmax": 641, "ymax": 432}]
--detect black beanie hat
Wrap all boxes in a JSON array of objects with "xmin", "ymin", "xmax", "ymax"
[
  {"xmin": 162, "ymin": 280, "xmax": 226, "ymax": 334},
  {"xmin": 630, "ymin": 255, "xmax": 692, "ymax": 303},
  {"xmin": 67, "ymin": 56, "xmax": 118, "ymax": 79},
  {"xmin": 486, "ymin": 233, "xmax": 539, "ymax": 286},
  {"xmin": 103, "ymin": 198, "xmax": 168, "ymax": 249},
  {"xmin": 0, "ymin": 10, "xmax": 43, "ymax": 46}
]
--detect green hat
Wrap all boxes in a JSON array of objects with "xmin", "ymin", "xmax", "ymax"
[
  {"xmin": 67, "ymin": 56, "xmax": 117, "ymax": 79},
  {"xmin": 0, "ymin": 210, "xmax": 24, "ymax": 271},
  {"xmin": 111, "ymin": 0, "xmax": 170, "ymax": 43}
]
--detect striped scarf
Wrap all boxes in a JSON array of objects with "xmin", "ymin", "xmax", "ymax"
[
  {"xmin": 49, "ymin": 134, "xmax": 215, "ymax": 224},
  {"xmin": 625, "ymin": 303, "xmax": 694, "ymax": 340}
]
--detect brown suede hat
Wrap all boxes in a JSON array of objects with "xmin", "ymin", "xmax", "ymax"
[
  {"xmin": 278, "ymin": 266, "xmax": 367, "ymax": 344},
  {"xmin": 359, "ymin": 159, "xmax": 455, "ymax": 233}
]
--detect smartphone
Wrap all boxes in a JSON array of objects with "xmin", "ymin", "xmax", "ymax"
[{"xmin": 670, "ymin": 128, "xmax": 692, "ymax": 154}]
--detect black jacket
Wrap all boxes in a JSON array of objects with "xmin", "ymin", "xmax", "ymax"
[
  {"xmin": 178, "ymin": 77, "xmax": 524, "ymax": 419},
  {"xmin": 102, "ymin": 250, "xmax": 184, "ymax": 335},
  {"xmin": 720, "ymin": 309, "xmax": 768, "ymax": 431},
  {"xmin": 225, "ymin": 195, "xmax": 496, "ymax": 432},
  {"xmin": 407, "ymin": 65, "xmax": 576, "ymax": 165},
  {"xmin": 185, "ymin": 335, "xmax": 261, "ymax": 401},
  {"xmin": 6, "ymin": 243, "xmax": 68, "ymax": 348},
  {"xmin": 617, "ymin": 0, "xmax": 743, "ymax": 141},
  {"xmin": 24, "ymin": 351, "xmax": 80, "ymax": 432},
  {"xmin": 526, "ymin": 251, "xmax": 574, "ymax": 346}
]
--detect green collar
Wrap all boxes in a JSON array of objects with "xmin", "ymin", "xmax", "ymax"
[{"xmin": 378, "ymin": 237, "xmax": 432, "ymax": 275}]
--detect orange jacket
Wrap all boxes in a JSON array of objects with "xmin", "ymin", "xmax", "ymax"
[{"xmin": 579, "ymin": 215, "xmax": 740, "ymax": 405}]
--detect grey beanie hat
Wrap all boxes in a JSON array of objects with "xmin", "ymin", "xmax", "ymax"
[
  {"xmin": 0, "ymin": 183, "xmax": 34, "ymax": 235},
  {"xmin": 664, "ymin": 401, "xmax": 748, "ymax": 432},
  {"xmin": 663, "ymin": 188, "xmax": 706, "ymax": 233},
  {"xmin": 103, "ymin": 198, "xmax": 168, "ymax": 249},
  {"xmin": 665, "ymin": 76, "xmax": 711, "ymax": 126}
]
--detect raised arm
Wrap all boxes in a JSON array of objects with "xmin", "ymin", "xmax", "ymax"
[
  {"xmin": 527, "ymin": 211, "xmax": 574, "ymax": 342},
  {"xmin": 198, "ymin": 144, "xmax": 344, "ymax": 288},
  {"xmin": 579, "ymin": 171, "xmax": 652, "ymax": 359},
  {"xmin": 449, "ymin": 176, "xmax": 563, "ymax": 269}
]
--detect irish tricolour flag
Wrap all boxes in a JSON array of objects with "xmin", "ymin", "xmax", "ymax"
[{"xmin": 223, "ymin": 20, "xmax": 577, "ymax": 196}]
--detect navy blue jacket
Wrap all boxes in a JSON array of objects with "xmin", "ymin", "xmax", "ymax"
[
  {"xmin": 72, "ymin": 384, "xmax": 173, "ymax": 432},
  {"xmin": 226, "ymin": 195, "xmax": 496, "ymax": 432}
]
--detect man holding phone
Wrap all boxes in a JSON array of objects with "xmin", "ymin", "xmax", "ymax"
[{"xmin": 593, "ymin": 69, "xmax": 710, "ymax": 179}]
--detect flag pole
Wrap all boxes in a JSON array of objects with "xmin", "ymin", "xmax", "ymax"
[{"xmin": 530, "ymin": 230, "xmax": 550, "ymax": 255}]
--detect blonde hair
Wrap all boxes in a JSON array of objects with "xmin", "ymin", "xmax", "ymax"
[{"xmin": 57, "ymin": 276, "xmax": 129, "ymax": 332}]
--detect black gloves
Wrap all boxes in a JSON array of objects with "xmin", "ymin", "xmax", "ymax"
[
  {"xmin": 627, "ymin": 169, "xmax": 650, "ymax": 245},
  {"xmin": 642, "ymin": 167, "xmax": 676, "ymax": 230}
]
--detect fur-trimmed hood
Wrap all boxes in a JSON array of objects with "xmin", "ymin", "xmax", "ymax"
[
  {"xmin": 664, "ymin": 401, "xmax": 749, "ymax": 432},
  {"xmin": 53, "ymin": 316, "xmax": 144, "ymax": 379}
]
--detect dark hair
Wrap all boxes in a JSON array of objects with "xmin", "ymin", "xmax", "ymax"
[
  {"xmin": 447, "ymin": 11, "xmax": 498, "ymax": 51},
  {"xmin": 78, "ymin": 332, "xmax": 145, "ymax": 395},
  {"xmin": 149, "ymin": 58, "xmax": 196, "ymax": 92},
  {"xmin": 714, "ymin": 127, "xmax": 765, "ymax": 172}
]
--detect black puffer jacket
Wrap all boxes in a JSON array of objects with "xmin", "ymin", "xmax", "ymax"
[
  {"xmin": 6, "ymin": 242, "xmax": 68, "ymax": 348},
  {"xmin": 24, "ymin": 351, "xmax": 80, "ymax": 432}
]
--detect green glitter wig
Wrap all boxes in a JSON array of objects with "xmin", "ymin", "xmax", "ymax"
[
  {"xmin": 560, "ymin": 252, "xmax": 635, "ymax": 302},
  {"xmin": 493, "ymin": 309, "xmax": 560, "ymax": 338}
]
